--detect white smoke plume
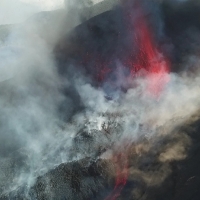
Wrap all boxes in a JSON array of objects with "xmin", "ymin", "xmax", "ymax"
[{"xmin": 0, "ymin": 1, "xmax": 87, "ymax": 196}]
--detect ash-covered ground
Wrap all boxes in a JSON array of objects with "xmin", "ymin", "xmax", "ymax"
[{"xmin": 0, "ymin": 0, "xmax": 200, "ymax": 200}]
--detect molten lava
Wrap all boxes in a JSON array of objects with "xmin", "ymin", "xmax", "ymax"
[
  {"xmin": 104, "ymin": 1, "xmax": 170, "ymax": 200},
  {"xmin": 128, "ymin": 1, "xmax": 170, "ymax": 96},
  {"xmin": 104, "ymin": 152, "xmax": 129, "ymax": 200}
]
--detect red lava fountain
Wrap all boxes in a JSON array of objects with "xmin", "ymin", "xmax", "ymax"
[
  {"xmin": 129, "ymin": 1, "xmax": 170, "ymax": 96},
  {"xmin": 105, "ymin": 1, "xmax": 171, "ymax": 200}
]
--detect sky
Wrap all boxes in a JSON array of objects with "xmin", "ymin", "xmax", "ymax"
[
  {"xmin": 0, "ymin": 0, "xmax": 103, "ymax": 25},
  {"xmin": 0, "ymin": 0, "xmax": 65, "ymax": 25}
]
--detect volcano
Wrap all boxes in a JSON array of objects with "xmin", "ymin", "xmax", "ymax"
[{"xmin": 0, "ymin": 0, "xmax": 200, "ymax": 200}]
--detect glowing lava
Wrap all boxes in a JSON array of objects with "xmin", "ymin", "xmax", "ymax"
[
  {"xmin": 104, "ymin": 152, "xmax": 129, "ymax": 200},
  {"xmin": 105, "ymin": 1, "xmax": 170, "ymax": 200},
  {"xmin": 128, "ymin": 0, "xmax": 170, "ymax": 96}
]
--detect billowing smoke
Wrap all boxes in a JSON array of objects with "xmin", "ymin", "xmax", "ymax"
[
  {"xmin": 0, "ymin": 0, "xmax": 200, "ymax": 200},
  {"xmin": 0, "ymin": 0, "xmax": 84, "ymax": 197}
]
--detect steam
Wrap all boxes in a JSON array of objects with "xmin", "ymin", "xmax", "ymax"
[
  {"xmin": 0, "ymin": 1, "xmax": 85, "ymax": 196},
  {"xmin": 0, "ymin": 0, "xmax": 200, "ymax": 199}
]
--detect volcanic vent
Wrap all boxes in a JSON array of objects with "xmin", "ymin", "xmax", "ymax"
[{"xmin": 1, "ymin": 0, "xmax": 200, "ymax": 200}]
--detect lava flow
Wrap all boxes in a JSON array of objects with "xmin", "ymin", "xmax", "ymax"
[{"xmin": 104, "ymin": 151, "xmax": 129, "ymax": 200}]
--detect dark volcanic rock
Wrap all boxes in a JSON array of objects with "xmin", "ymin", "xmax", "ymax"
[{"xmin": 0, "ymin": 158, "xmax": 115, "ymax": 200}]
